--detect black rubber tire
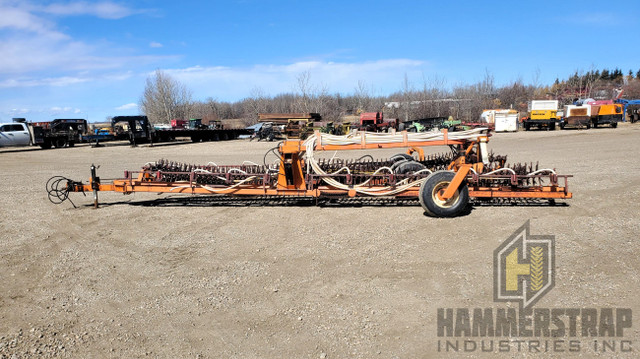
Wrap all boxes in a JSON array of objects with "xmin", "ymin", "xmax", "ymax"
[
  {"xmin": 390, "ymin": 153, "xmax": 414, "ymax": 163},
  {"xmin": 39, "ymin": 140, "xmax": 52, "ymax": 149},
  {"xmin": 611, "ymin": 122, "xmax": 618, "ymax": 128},
  {"xmin": 53, "ymin": 138, "xmax": 66, "ymax": 148},
  {"xmin": 419, "ymin": 170, "xmax": 469, "ymax": 217},
  {"xmin": 68, "ymin": 141, "xmax": 75, "ymax": 147},
  {"xmin": 593, "ymin": 121, "xmax": 598, "ymax": 128},
  {"xmin": 394, "ymin": 161, "xmax": 427, "ymax": 175},
  {"xmin": 390, "ymin": 159, "xmax": 408, "ymax": 172}
]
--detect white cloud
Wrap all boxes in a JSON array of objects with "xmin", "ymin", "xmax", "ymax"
[
  {"xmin": 48, "ymin": 106, "xmax": 83, "ymax": 115},
  {"xmin": 41, "ymin": 1, "xmax": 140, "ymax": 20},
  {"xmin": 0, "ymin": 4, "xmax": 67, "ymax": 40},
  {"xmin": 50, "ymin": 106, "xmax": 71, "ymax": 112},
  {"xmin": 162, "ymin": 59, "xmax": 427, "ymax": 100},
  {"xmin": 9, "ymin": 108, "xmax": 30, "ymax": 115},
  {"xmin": 149, "ymin": 41, "xmax": 163, "ymax": 48},
  {"xmin": 0, "ymin": 76, "xmax": 90, "ymax": 88},
  {"xmin": 566, "ymin": 12, "xmax": 617, "ymax": 26},
  {"xmin": 115, "ymin": 103, "xmax": 137, "ymax": 110},
  {"xmin": 0, "ymin": 1, "xmax": 165, "ymax": 77}
]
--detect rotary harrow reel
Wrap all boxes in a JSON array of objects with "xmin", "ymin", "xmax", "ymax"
[{"xmin": 47, "ymin": 128, "xmax": 572, "ymax": 217}]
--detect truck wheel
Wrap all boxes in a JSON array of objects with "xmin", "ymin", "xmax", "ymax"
[
  {"xmin": 53, "ymin": 138, "xmax": 66, "ymax": 148},
  {"xmin": 611, "ymin": 122, "xmax": 617, "ymax": 128},
  {"xmin": 419, "ymin": 171, "xmax": 469, "ymax": 217},
  {"xmin": 68, "ymin": 141, "xmax": 75, "ymax": 147},
  {"xmin": 39, "ymin": 140, "xmax": 52, "ymax": 149}
]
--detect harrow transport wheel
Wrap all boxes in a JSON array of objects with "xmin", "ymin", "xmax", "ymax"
[{"xmin": 419, "ymin": 170, "xmax": 469, "ymax": 217}]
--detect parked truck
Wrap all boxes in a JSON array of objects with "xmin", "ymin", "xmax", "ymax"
[
  {"xmin": 523, "ymin": 100, "xmax": 558, "ymax": 130},
  {"xmin": 0, "ymin": 118, "xmax": 87, "ymax": 148},
  {"xmin": 0, "ymin": 121, "xmax": 31, "ymax": 147}
]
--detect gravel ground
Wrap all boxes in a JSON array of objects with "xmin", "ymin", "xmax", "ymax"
[{"xmin": 0, "ymin": 124, "xmax": 639, "ymax": 358}]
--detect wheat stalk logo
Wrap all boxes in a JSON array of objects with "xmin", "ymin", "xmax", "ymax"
[{"xmin": 530, "ymin": 246, "xmax": 544, "ymax": 291}]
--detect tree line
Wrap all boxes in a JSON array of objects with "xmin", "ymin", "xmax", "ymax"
[{"xmin": 140, "ymin": 67, "xmax": 640, "ymax": 126}]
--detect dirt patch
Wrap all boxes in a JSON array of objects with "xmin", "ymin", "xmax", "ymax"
[{"xmin": 1, "ymin": 124, "xmax": 639, "ymax": 357}]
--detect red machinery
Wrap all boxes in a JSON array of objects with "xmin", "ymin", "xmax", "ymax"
[
  {"xmin": 170, "ymin": 119, "xmax": 188, "ymax": 129},
  {"xmin": 47, "ymin": 128, "xmax": 572, "ymax": 217},
  {"xmin": 359, "ymin": 112, "xmax": 397, "ymax": 132}
]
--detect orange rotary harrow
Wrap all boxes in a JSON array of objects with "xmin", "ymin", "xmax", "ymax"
[{"xmin": 47, "ymin": 128, "xmax": 572, "ymax": 217}]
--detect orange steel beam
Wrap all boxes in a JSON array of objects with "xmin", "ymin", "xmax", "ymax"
[
  {"xmin": 80, "ymin": 181, "xmax": 571, "ymax": 199},
  {"xmin": 441, "ymin": 164, "xmax": 472, "ymax": 200}
]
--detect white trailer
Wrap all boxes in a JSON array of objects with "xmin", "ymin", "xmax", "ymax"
[{"xmin": 480, "ymin": 109, "xmax": 519, "ymax": 132}]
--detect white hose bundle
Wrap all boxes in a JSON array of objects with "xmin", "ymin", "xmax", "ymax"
[
  {"xmin": 309, "ymin": 128, "xmax": 488, "ymax": 147},
  {"xmin": 301, "ymin": 129, "xmax": 487, "ymax": 196}
]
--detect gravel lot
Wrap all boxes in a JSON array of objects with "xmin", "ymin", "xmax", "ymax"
[{"xmin": 1, "ymin": 124, "xmax": 639, "ymax": 358}]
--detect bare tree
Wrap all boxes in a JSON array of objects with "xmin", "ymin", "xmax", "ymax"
[
  {"xmin": 140, "ymin": 70, "xmax": 193, "ymax": 124},
  {"xmin": 294, "ymin": 71, "xmax": 313, "ymax": 112},
  {"xmin": 245, "ymin": 87, "xmax": 270, "ymax": 119}
]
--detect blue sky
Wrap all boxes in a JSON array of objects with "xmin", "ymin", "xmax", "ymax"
[{"xmin": 1, "ymin": 0, "xmax": 638, "ymax": 122}]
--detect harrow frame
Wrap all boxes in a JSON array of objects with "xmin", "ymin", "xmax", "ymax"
[{"xmin": 53, "ymin": 128, "xmax": 572, "ymax": 216}]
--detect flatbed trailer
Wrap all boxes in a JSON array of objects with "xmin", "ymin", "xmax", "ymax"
[
  {"xmin": 29, "ymin": 118, "xmax": 87, "ymax": 149},
  {"xmin": 154, "ymin": 128, "xmax": 251, "ymax": 142},
  {"xmin": 48, "ymin": 128, "xmax": 572, "ymax": 217},
  {"xmin": 109, "ymin": 116, "xmax": 250, "ymax": 145}
]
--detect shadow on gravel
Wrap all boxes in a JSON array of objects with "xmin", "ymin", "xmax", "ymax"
[
  {"xmin": 79, "ymin": 196, "xmax": 569, "ymax": 211},
  {"xmin": 124, "ymin": 196, "xmax": 420, "ymax": 208}
]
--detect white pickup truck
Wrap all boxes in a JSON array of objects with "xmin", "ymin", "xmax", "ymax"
[{"xmin": 0, "ymin": 122, "xmax": 31, "ymax": 147}]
